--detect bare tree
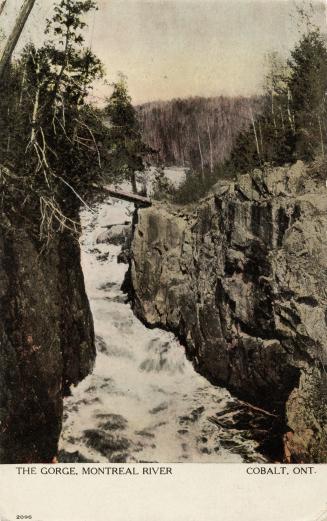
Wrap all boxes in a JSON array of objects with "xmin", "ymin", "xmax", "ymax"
[
  {"xmin": 0, "ymin": 0, "xmax": 36, "ymax": 81},
  {"xmin": 318, "ymin": 114, "xmax": 325, "ymax": 157},
  {"xmin": 250, "ymin": 106, "xmax": 260, "ymax": 158},
  {"xmin": 197, "ymin": 123, "xmax": 205, "ymax": 180},
  {"xmin": 137, "ymin": 96, "xmax": 261, "ymax": 171},
  {"xmin": 207, "ymin": 118, "xmax": 214, "ymax": 174}
]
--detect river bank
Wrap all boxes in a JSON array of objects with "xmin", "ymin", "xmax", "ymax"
[{"xmin": 59, "ymin": 198, "xmax": 266, "ymax": 463}]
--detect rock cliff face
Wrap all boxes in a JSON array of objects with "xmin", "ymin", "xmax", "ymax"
[
  {"xmin": 130, "ymin": 161, "xmax": 327, "ymax": 462},
  {"xmin": 0, "ymin": 226, "xmax": 95, "ymax": 463}
]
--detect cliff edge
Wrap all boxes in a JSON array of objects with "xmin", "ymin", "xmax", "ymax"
[
  {"xmin": 130, "ymin": 161, "xmax": 327, "ymax": 462},
  {"xmin": 0, "ymin": 226, "xmax": 95, "ymax": 463}
]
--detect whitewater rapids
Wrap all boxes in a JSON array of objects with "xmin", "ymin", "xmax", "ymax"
[{"xmin": 59, "ymin": 198, "xmax": 265, "ymax": 463}]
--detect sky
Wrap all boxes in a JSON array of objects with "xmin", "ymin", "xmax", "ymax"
[{"xmin": 1, "ymin": 0, "xmax": 326, "ymax": 104}]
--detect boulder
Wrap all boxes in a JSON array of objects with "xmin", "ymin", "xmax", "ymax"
[{"xmin": 96, "ymin": 224, "xmax": 131, "ymax": 246}]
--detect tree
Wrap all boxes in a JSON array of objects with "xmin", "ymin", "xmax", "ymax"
[
  {"xmin": 104, "ymin": 74, "xmax": 147, "ymax": 193},
  {"xmin": 226, "ymin": 14, "xmax": 327, "ymax": 175},
  {"xmin": 137, "ymin": 96, "xmax": 262, "ymax": 173},
  {"xmin": 263, "ymin": 51, "xmax": 294, "ymax": 135},
  {"xmin": 0, "ymin": 0, "xmax": 37, "ymax": 81},
  {"xmin": 288, "ymin": 29, "xmax": 327, "ymax": 159},
  {"xmin": 0, "ymin": 0, "xmax": 112, "ymax": 242}
]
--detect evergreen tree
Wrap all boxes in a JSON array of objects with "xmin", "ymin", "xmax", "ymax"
[
  {"xmin": 104, "ymin": 74, "xmax": 147, "ymax": 193},
  {"xmin": 0, "ymin": 0, "xmax": 112, "ymax": 241},
  {"xmin": 288, "ymin": 29, "xmax": 327, "ymax": 160},
  {"xmin": 227, "ymin": 23, "xmax": 327, "ymax": 174}
]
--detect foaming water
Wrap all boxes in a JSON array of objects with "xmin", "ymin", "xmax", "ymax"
[{"xmin": 59, "ymin": 199, "xmax": 265, "ymax": 463}]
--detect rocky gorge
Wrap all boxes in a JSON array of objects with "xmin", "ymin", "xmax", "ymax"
[
  {"xmin": 130, "ymin": 161, "xmax": 327, "ymax": 462},
  {"xmin": 0, "ymin": 224, "xmax": 95, "ymax": 463},
  {"xmin": 59, "ymin": 199, "xmax": 266, "ymax": 464},
  {"xmin": 1, "ymin": 161, "xmax": 327, "ymax": 464}
]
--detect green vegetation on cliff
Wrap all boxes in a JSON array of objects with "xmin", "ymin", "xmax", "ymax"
[
  {"xmin": 229, "ymin": 26, "xmax": 327, "ymax": 172},
  {"xmin": 0, "ymin": 0, "xmax": 147, "ymax": 244}
]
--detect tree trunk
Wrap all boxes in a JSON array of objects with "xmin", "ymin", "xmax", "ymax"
[
  {"xmin": 318, "ymin": 114, "xmax": 325, "ymax": 158},
  {"xmin": 207, "ymin": 118, "xmax": 214, "ymax": 174},
  {"xmin": 0, "ymin": 0, "xmax": 7, "ymax": 17},
  {"xmin": 271, "ymin": 91, "xmax": 277, "ymax": 135},
  {"xmin": 131, "ymin": 171, "xmax": 138, "ymax": 194},
  {"xmin": 280, "ymin": 106, "xmax": 285, "ymax": 131},
  {"xmin": 0, "ymin": 0, "xmax": 36, "ymax": 81},
  {"xmin": 287, "ymin": 89, "xmax": 295, "ymax": 133},
  {"xmin": 250, "ymin": 107, "xmax": 260, "ymax": 158},
  {"xmin": 31, "ymin": 83, "xmax": 40, "ymax": 143},
  {"xmin": 197, "ymin": 125, "xmax": 205, "ymax": 180},
  {"xmin": 258, "ymin": 120, "xmax": 263, "ymax": 153},
  {"xmin": 18, "ymin": 64, "xmax": 26, "ymax": 106}
]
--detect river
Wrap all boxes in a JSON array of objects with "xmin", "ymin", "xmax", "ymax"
[{"xmin": 59, "ymin": 196, "xmax": 266, "ymax": 463}]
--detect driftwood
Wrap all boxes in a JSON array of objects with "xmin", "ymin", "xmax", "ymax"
[
  {"xmin": 103, "ymin": 186, "xmax": 152, "ymax": 207},
  {"xmin": 236, "ymin": 399, "xmax": 278, "ymax": 418}
]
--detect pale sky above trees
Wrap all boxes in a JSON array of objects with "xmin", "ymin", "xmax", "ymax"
[{"xmin": 1, "ymin": 0, "xmax": 326, "ymax": 104}]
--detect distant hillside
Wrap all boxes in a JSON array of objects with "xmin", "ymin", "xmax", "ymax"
[{"xmin": 136, "ymin": 96, "xmax": 262, "ymax": 171}]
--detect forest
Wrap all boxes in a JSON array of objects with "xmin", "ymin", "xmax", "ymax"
[
  {"xmin": 137, "ymin": 96, "xmax": 262, "ymax": 171},
  {"xmin": 0, "ymin": 0, "xmax": 146, "ymax": 245},
  {"xmin": 1, "ymin": 1, "xmax": 327, "ymax": 211},
  {"xmin": 137, "ymin": 12, "xmax": 327, "ymax": 203}
]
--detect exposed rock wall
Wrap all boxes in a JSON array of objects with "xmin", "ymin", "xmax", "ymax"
[
  {"xmin": 0, "ymin": 226, "xmax": 95, "ymax": 463},
  {"xmin": 130, "ymin": 161, "xmax": 327, "ymax": 462}
]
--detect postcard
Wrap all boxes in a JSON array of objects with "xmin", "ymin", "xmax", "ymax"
[{"xmin": 0, "ymin": 0, "xmax": 326, "ymax": 519}]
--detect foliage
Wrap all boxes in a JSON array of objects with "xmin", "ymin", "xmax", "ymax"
[
  {"xmin": 104, "ymin": 74, "xmax": 149, "ymax": 193},
  {"xmin": 228, "ymin": 24, "xmax": 327, "ymax": 173},
  {"xmin": 288, "ymin": 29, "xmax": 327, "ymax": 160},
  {"xmin": 0, "ymin": 0, "xmax": 127, "ymax": 244},
  {"xmin": 171, "ymin": 170, "xmax": 214, "ymax": 204},
  {"xmin": 151, "ymin": 168, "xmax": 177, "ymax": 201},
  {"xmin": 172, "ymin": 162, "xmax": 237, "ymax": 204},
  {"xmin": 151, "ymin": 163, "xmax": 232, "ymax": 205},
  {"xmin": 161, "ymin": 17, "xmax": 327, "ymax": 205}
]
